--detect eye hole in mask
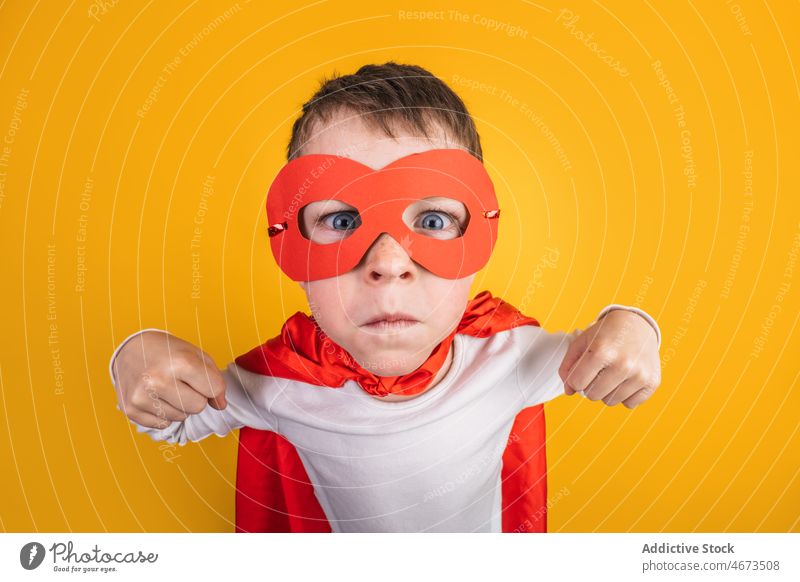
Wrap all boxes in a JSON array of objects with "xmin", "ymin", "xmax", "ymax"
[{"xmin": 298, "ymin": 197, "xmax": 470, "ymax": 245}]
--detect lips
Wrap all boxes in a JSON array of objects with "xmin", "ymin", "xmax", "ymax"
[{"xmin": 361, "ymin": 312, "xmax": 420, "ymax": 329}]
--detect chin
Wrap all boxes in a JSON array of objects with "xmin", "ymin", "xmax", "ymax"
[
  {"xmin": 363, "ymin": 360, "xmax": 421, "ymax": 377},
  {"xmin": 350, "ymin": 344, "xmax": 426, "ymax": 377},
  {"xmin": 345, "ymin": 324, "xmax": 440, "ymax": 373}
]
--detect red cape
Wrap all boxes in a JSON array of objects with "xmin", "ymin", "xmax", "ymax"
[{"xmin": 233, "ymin": 291, "xmax": 549, "ymax": 533}]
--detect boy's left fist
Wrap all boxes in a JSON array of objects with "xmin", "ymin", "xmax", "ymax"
[{"xmin": 557, "ymin": 310, "xmax": 661, "ymax": 408}]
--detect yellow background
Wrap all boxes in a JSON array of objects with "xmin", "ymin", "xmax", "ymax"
[{"xmin": 0, "ymin": 0, "xmax": 797, "ymax": 532}]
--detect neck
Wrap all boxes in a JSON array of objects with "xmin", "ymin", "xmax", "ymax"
[{"xmin": 371, "ymin": 343, "xmax": 454, "ymax": 402}]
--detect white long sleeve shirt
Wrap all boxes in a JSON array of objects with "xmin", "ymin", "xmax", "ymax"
[{"xmin": 110, "ymin": 305, "xmax": 659, "ymax": 532}]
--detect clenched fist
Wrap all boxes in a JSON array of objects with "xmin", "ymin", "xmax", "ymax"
[
  {"xmin": 558, "ymin": 310, "xmax": 662, "ymax": 408},
  {"xmin": 112, "ymin": 331, "xmax": 227, "ymax": 429}
]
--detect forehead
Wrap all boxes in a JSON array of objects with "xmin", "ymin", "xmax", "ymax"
[{"xmin": 300, "ymin": 109, "xmax": 465, "ymax": 170}]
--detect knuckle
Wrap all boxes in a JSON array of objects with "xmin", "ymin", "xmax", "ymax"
[
  {"xmin": 200, "ymin": 351, "xmax": 218, "ymax": 371},
  {"xmin": 166, "ymin": 354, "xmax": 192, "ymax": 376},
  {"xmin": 128, "ymin": 388, "xmax": 151, "ymax": 410},
  {"xmin": 617, "ymin": 356, "xmax": 638, "ymax": 375},
  {"xmin": 137, "ymin": 370, "xmax": 163, "ymax": 394},
  {"xmin": 589, "ymin": 342, "xmax": 617, "ymax": 362}
]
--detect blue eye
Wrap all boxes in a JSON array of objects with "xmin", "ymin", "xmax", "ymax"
[
  {"xmin": 421, "ymin": 213, "xmax": 444, "ymax": 230},
  {"xmin": 323, "ymin": 211, "xmax": 360, "ymax": 231},
  {"xmin": 418, "ymin": 211, "xmax": 452, "ymax": 231},
  {"xmin": 315, "ymin": 207, "xmax": 461, "ymax": 242}
]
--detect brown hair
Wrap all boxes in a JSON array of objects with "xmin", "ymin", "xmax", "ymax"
[{"xmin": 287, "ymin": 62, "xmax": 483, "ymax": 162}]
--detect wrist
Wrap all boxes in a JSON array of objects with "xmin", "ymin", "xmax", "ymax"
[{"xmin": 597, "ymin": 305, "xmax": 661, "ymax": 350}]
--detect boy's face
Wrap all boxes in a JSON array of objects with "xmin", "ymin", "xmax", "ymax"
[{"xmin": 297, "ymin": 111, "xmax": 476, "ymax": 376}]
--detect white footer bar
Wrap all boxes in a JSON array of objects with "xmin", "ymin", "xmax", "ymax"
[{"xmin": 1, "ymin": 533, "xmax": 797, "ymax": 581}]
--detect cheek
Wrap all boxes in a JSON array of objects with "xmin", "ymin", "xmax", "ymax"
[
  {"xmin": 304, "ymin": 278, "xmax": 358, "ymax": 336},
  {"xmin": 424, "ymin": 276, "xmax": 474, "ymax": 326}
]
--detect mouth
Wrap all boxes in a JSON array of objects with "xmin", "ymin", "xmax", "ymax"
[{"xmin": 360, "ymin": 312, "xmax": 421, "ymax": 331}]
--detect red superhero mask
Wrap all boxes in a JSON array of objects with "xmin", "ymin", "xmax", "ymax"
[{"xmin": 266, "ymin": 148, "xmax": 500, "ymax": 281}]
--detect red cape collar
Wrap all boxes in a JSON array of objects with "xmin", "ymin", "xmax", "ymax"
[{"xmin": 234, "ymin": 290, "xmax": 539, "ymax": 397}]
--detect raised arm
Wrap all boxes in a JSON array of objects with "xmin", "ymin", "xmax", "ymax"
[
  {"xmin": 516, "ymin": 305, "xmax": 661, "ymax": 408},
  {"xmin": 559, "ymin": 306, "xmax": 661, "ymax": 408},
  {"xmin": 109, "ymin": 330, "xmax": 276, "ymax": 445}
]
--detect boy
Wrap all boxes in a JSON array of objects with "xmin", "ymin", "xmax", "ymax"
[{"xmin": 110, "ymin": 62, "xmax": 662, "ymax": 532}]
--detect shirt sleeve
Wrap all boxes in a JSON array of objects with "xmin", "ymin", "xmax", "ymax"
[
  {"xmin": 126, "ymin": 362, "xmax": 278, "ymax": 446},
  {"xmin": 514, "ymin": 327, "xmax": 582, "ymax": 407},
  {"xmin": 515, "ymin": 305, "xmax": 660, "ymax": 406}
]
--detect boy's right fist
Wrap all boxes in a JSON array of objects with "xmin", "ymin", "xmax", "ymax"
[{"xmin": 112, "ymin": 331, "xmax": 227, "ymax": 429}]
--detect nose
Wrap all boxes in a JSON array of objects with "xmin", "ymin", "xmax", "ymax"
[{"xmin": 360, "ymin": 233, "xmax": 417, "ymax": 284}]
